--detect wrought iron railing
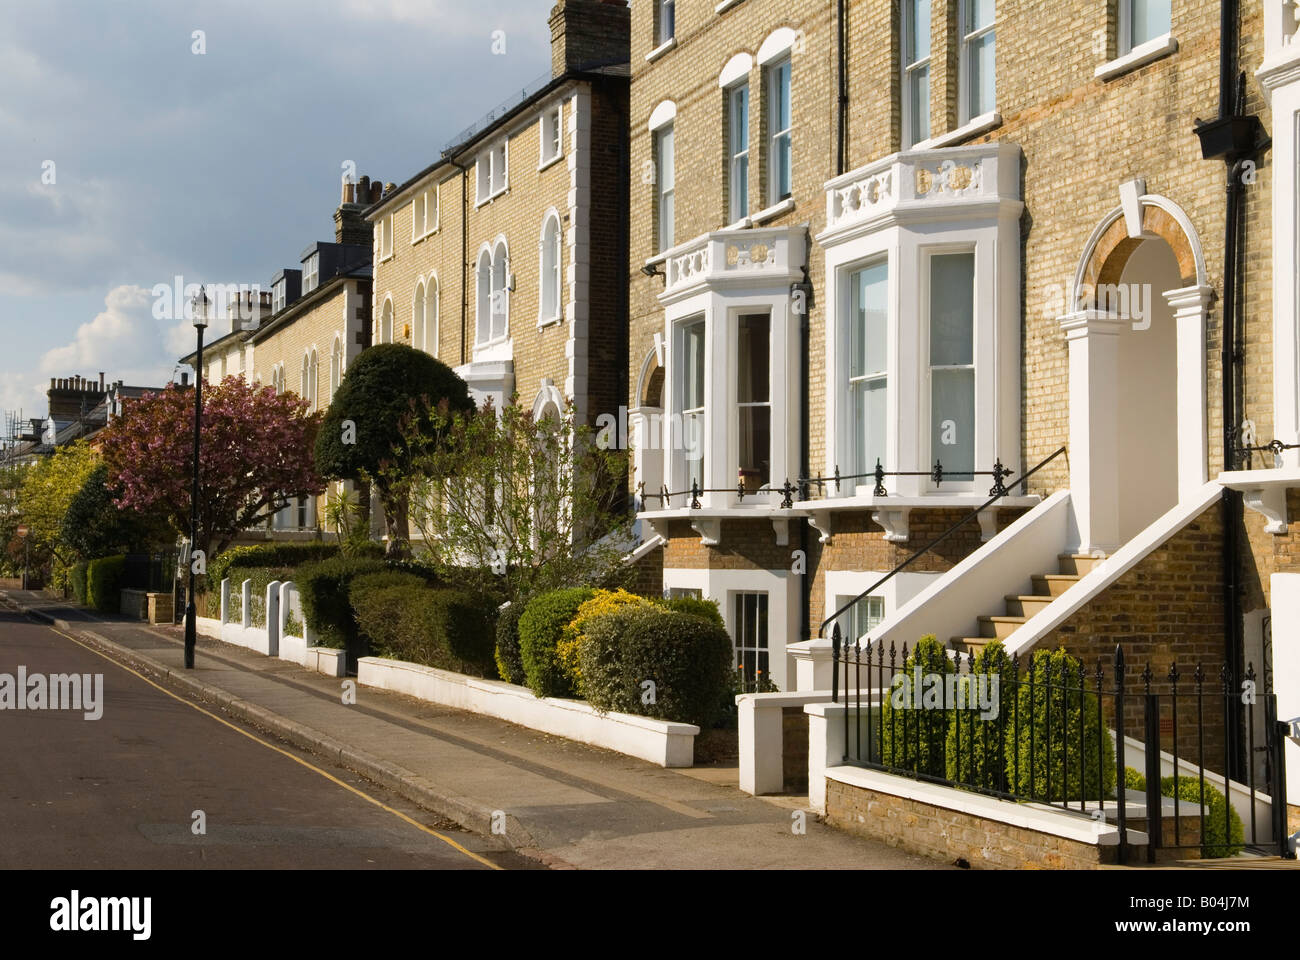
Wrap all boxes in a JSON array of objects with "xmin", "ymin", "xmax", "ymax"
[
  {"xmin": 636, "ymin": 457, "xmax": 1020, "ymax": 511},
  {"xmin": 830, "ymin": 640, "xmax": 1290, "ymax": 863}
]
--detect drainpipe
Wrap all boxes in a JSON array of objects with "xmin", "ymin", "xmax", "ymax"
[
  {"xmin": 444, "ymin": 155, "xmax": 471, "ymax": 366},
  {"xmin": 796, "ymin": 254, "xmax": 813, "ymax": 648},
  {"xmin": 1193, "ymin": 0, "xmax": 1268, "ymax": 782},
  {"xmin": 836, "ymin": 0, "xmax": 848, "ymax": 176}
]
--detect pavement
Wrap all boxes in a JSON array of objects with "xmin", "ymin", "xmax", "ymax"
[{"xmin": 1, "ymin": 588, "xmax": 947, "ymax": 870}]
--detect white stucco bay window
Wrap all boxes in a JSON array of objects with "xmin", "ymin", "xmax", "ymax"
[
  {"xmin": 640, "ymin": 224, "xmax": 807, "ymax": 545},
  {"xmin": 814, "ymin": 142, "xmax": 1030, "ymax": 533}
]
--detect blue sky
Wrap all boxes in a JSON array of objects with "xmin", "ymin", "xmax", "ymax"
[{"xmin": 0, "ymin": 0, "xmax": 550, "ymax": 420}]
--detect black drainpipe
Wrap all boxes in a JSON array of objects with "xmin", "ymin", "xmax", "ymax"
[
  {"xmin": 444, "ymin": 154, "xmax": 471, "ymax": 366},
  {"xmin": 1193, "ymin": 0, "xmax": 1268, "ymax": 782},
  {"xmin": 836, "ymin": 0, "xmax": 848, "ymax": 177}
]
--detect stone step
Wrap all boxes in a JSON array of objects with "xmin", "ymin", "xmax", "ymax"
[
  {"xmin": 950, "ymin": 637, "xmax": 993, "ymax": 656},
  {"xmin": 978, "ymin": 615, "xmax": 1027, "ymax": 640},
  {"xmin": 1004, "ymin": 594, "xmax": 1054, "ymax": 618},
  {"xmin": 1031, "ymin": 573, "xmax": 1080, "ymax": 597},
  {"xmin": 1059, "ymin": 553, "xmax": 1104, "ymax": 576}
]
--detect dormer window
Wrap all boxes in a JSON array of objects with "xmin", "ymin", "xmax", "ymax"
[
  {"xmin": 272, "ymin": 279, "xmax": 286, "ymax": 313},
  {"xmin": 303, "ymin": 253, "xmax": 319, "ymax": 293},
  {"xmin": 476, "ymin": 140, "xmax": 509, "ymax": 205}
]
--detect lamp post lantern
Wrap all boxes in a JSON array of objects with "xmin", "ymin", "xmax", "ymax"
[{"xmin": 184, "ymin": 286, "xmax": 209, "ymax": 669}]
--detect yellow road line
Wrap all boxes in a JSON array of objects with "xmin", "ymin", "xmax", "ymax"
[{"xmin": 43, "ymin": 623, "xmax": 502, "ymax": 871}]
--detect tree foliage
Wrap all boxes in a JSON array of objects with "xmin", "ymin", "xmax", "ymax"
[
  {"xmin": 60, "ymin": 463, "xmax": 171, "ymax": 560},
  {"xmin": 390, "ymin": 395, "xmax": 634, "ymax": 607},
  {"xmin": 98, "ymin": 377, "xmax": 324, "ymax": 557},
  {"xmin": 315, "ymin": 344, "xmax": 474, "ymax": 557},
  {"xmin": 18, "ymin": 441, "xmax": 101, "ymax": 577}
]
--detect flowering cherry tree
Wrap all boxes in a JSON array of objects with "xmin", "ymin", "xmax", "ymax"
[{"xmin": 98, "ymin": 377, "xmax": 325, "ymax": 557}]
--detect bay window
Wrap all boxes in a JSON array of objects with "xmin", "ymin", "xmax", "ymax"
[
  {"xmin": 849, "ymin": 261, "xmax": 889, "ymax": 478},
  {"xmin": 736, "ymin": 313, "xmax": 770, "ymax": 488},
  {"xmin": 680, "ymin": 317, "xmax": 706, "ymax": 492}
]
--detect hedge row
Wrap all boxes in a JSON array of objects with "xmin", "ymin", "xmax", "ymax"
[
  {"xmin": 296, "ymin": 556, "xmax": 389, "ymax": 649},
  {"xmin": 1125, "ymin": 768, "xmax": 1244, "ymax": 858},
  {"xmin": 71, "ymin": 562, "xmax": 89, "ymax": 605},
  {"xmin": 207, "ymin": 541, "xmax": 346, "ymax": 588},
  {"xmin": 222, "ymin": 565, "xmax": 296, "ymax": 627},
  {"xmin": 86, "ymin": 555, "xmax": 125, "ymax": 614},
  {"xmin": 350, "ymin": 574, "xmax": 496, "ymax": 675}
]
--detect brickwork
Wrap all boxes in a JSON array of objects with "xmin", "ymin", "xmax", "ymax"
[{"xmin": 825, "ymin": 777, "xmax": 1111, "ymax": 868}]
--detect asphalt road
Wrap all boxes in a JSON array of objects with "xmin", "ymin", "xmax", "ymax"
[{"xmin": 0, "ymin": 606, "xmax": 532, "ymax": 870}]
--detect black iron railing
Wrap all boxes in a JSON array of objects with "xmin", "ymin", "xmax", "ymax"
[
  {"xmin": 830, "ymin": 639, "xmax": 1290, "ymax": 863},
  {"xmin": 637, "ymin": 457, "xmax": 1020, "ymax": 511}
]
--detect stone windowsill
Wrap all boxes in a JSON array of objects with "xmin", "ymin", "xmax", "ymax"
[
  {"xmin": 645, "ymin": 38, "xmax": 677, "ymax": 63},
  {"xmin": 1095, "ymin": 33, "xmax": 1179, "ymax": 82}
]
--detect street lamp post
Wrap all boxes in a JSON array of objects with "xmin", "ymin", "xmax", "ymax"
[{"xmin": 184, "ymin": 286, "xmax": 209, "ymax": 669}]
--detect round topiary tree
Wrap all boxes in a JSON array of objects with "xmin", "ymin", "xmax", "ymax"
[{"xmin": 315, "ymin": 343, "xmax": 474, "ymax": 557}]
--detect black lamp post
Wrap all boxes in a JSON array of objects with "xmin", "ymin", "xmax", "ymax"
[{"xmin": 184, "ymin": 286, "xmax": 209, "ymax": 669}]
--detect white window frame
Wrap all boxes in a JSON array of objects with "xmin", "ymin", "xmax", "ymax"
[
  {"xmin": 655, "ymin": 124, "xmax": 675, "ymax": 252},
  {"xmin": 676, "ymin": 315, "xmax": 707, "ymax": 495},
  {"xmin": 476, "ymin": 239, "xmax": 510, "ymax": 348},
  {"xmin": 330, "ymin": 335, "xmax": 343, "ymax": 400},
  {"xmin": 476, "ymin": 139, "xmax": 509, "ymax": 205},
  {"xmin": 734, "ymin": 311, "xmax": 771, "ymax": 489},
  {"xmin": 922, "ymin": 246, "xmax": 979, "ymax": 490},
  {"xmin": 901, "ymin": 0, "xmax": 931, "ymax": 148},
  {"xmin": 303, "ymin": 253, "xmax": 319, "ymax": 293},
  {"xmin": 655, "ymin": 0, "xmax": 675, "ymax": 46},
  {"xmin": 539, "ymin": 103, "xmax": 564, "ymax": 168},
  {"xmin": 1120, "ymin": 0, "xmax": 1172, "ymax": 55},
  {"xmin": 845, "ymin": 257, "xmax": 891, "ymax": 482},
  {"xmin": 538, "ymin": 211, "xmax": 563, "ymax": 326},
  {"xmin": 727, "ymin": 81, "xmax": 750, "ymax": 224},
  {"xmin": 423, "ymin": 275, "xmax": 438, "ymax": 356},
  {"xmin": 835, "ymin": 593, "xmax": 885, "ymax": 645},
  {"xmin": 765, "ymin": 58, "xmax": 792, "ymax": 205},
  {"xmin": 379, "ymin": 295, "xmax": 394, "ymax": 345},
  {"xmin": 731, "ymin": 590, "xmax": 770, "ymax": 691},
  {"xmin": 958, "ymin": 0, "xmax": 996, "ymax": 125},
  {"xmin": 272, "ymin": 280, "xmax": 286, "ymax": 313},
  {"xmin": 379, "ymin": 213, "xmax": 394, "ymax": 261},
  {"xmin": 411, "ymin": 185, "xmax": 438, "ymax": 241},
  {"xmin": 413, "ymin": 279, "xmax": 426, "ymax": 351}
]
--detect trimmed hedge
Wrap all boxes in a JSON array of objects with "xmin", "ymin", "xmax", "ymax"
[
  {"xmin": 659, "ymin": 594, "xmax": 724, "ymax": 629},
  {"xmin": 557, "ymin": 589, "xmax": 652, "ymax": 694},
  {"xmin": 879, "ymin": 635, "xmax": 955, "ymax": 778},
  {"xmin": 351, "ymin": 581, "xmax": 496, "ymax": 675},
  {"xmin": 1005, "ymin": 647, "xmax": 1116, "ymax": 802},
  {"xmin": 70, "ymin": 562, "xmax": 89, "ymax": 606},
  {"xmin": 1125, "ymin": 768, "xmax": 1244, "ymax": 858},
  {"xmin": 208, "ymin": 541, "xmax": 342, "ymax": 588},
  {"xmin": 519, "ymin": 587, "xmax": 595, "ymax": 698},
  {"xmin": 578, "ymin": 605, "xmax": 733, "ymax": 727},
  {"xmin": 296, "ymin": 556, "xmax": 388, "ymax": 649},
  {"xmin": 944, "ymin": 639, "xmax": 1013, "ymax": 789},
  {"xmin": 494, "ymin": 601, "xmax": 526, "ymax": 685},
  {"xmin": 86, "ymin": 555, "xmax": 126, "ymax": 614}
]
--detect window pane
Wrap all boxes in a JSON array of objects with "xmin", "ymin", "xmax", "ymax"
[
  {"xmin": 852, "ymin": 379, "xmax": 887, "ymax": 477},
  {"xmin": 908, "ymin": 66, "xmax": 929, "ymax": 144},
  {"xmin": 659, "ymin": 127, "xmax": 674, "ymax": 250},
  {"xmin": 737, "ymin": 314, "xmax": 769, "ymax": 404},
  {"xmin": 738, "ymin": 407, "xmax": 770, "ymax": 486},
  {"xmin": 967, "ymin": 0, "xmax": 995, "ymax": 32},
  {"xmin": 908, "ymin": 0, "xmax": 930, "ymax": 62},
  {"xmin": 731, "ymin": 85, "xmax": 748, "ymax": 152},
  {"xmin": 851, "ymin": 262, "xmax": 888, "ymax": 379},
  {"xmin": 774, "ymin": 62, "xmax": 790, "ymax": 131},
  {"xmin": 1131, "ymin": 0, "xmax": 1171, "ymax": 46},
  {"xmin": 932, "ymin": 368, "xmax": 975, "ymax": 480},
  {"xmin": 683, "ymin": 320, "xmax": 705, "ymax": 410},
  {"xmin": 929, "ymin": 253, "xmax": 974, "ymax": 367},
  {"xmin": 775, "ymin": 132, "xmax": 792, "ymax": 199},
  {"xmin": 968, "ymin": 30, "xmax": 995, "ymax": 117}
]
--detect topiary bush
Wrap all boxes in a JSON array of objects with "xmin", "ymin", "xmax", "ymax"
[
  {"xmin": 86, "ymin": 555, "xmax": 126, "ymax": 614},
  {"xmin": 557, "ymin": 588, "xmax": 653, "ymax": 695},
  {"xmin": 1004, "ymin": 647, "xmax": 1116, "ymax": 802},
  {"xmin": 944, "ymin": 640, "xmax": 1013, "ymax": 790},
  {"xmin": 1124, "ymin": 769, "xmax": 1244, "ymax": 858},
  {"xmin": 296, "ymin": 555, "xmax": 387, "ymax": 649},
  {"xmin": 518, "ymin": 587, "xmax": 595, "ymax": 698},
  {"xmin": 494, "ymin": 601, "xmax": 527, "ymax": 685},
  {"xmin": 353, "ymin": 582, "xmax": 496, "ymax": 675},
  {"xmin": 578, "ymin": 605, "xmax": 733, "ymax": 727},
  {"xmin": 878, "ymin": 635, "xmax": 955, "ymax": 777},
  {"xmin": 70, "ymin": 562, "xmax": 89, "ymax": 606},
  {"xmin": 658, "ymin": 593, "xmax": 725, "ymax": 629}
]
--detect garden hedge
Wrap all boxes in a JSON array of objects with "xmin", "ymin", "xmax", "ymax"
[
  {"xmin": 86, "ymin": 555, "xmax": 126, "ymax": 614},
  {"xmin": 217, "ymin": 564, "xmax": 295, "ymax": 627},
  {"xmin": 207, "ymin": 541, "xmax": 342, "ymax": 588},
  {"xmin": 659, "ymin": 594, "xmax": 725, "ymax": 629},
  {"xmin": 557, "ymin": 589, "xmax": 652, "ymax": 695},
  {"xmin": 518, "ymin": 587, "xmax": 595, "ymax": 697},
  {"xmin": 351, "ymin": 581, "xmax": 496, "ymax": 675},
  {"xmin": 578, "ymin": 605, "xmax": 733, "ymax": 727},
  {"xmin": 878, "ymin": 635, "xmax": 955, "ymax": 778},
  {"xmin": 1125, "ymin": 768, "xmax": 1244, "ymax": 858},
  {"xmin": 296, "ymin": 556, "xmax": 388, "ymax": 649},
  {"xmin": 70, "ymin": 562, "xmax": 89, "ymax": 606},
  {"xmin": 944, "ymin": 639, "xmax": 1013, "ymax": 789},
  {"xmin": 494, "ymin": 601, "xmax": 527, "ymax": 685}
]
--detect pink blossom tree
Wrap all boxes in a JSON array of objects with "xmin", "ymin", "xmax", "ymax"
[{"xmin": 98, "ymin": 377, "xmax": 325, "ymax": 557}]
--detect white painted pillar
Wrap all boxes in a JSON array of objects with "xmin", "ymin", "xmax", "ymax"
[
  {"xmin": 1167, "ymin": 285, "xmax": 1214, "ymax": 496},
  {"xmin": 788, "ymin": 638, "xmax": 834, "ymax": 691},
  {"xmin": 219, "ymin": 578, "xmax": 230, "ymax": 625},
  {"xmin": 1060, "ymin": 311, "xmax": 1125, "ymax": 553},
  {"xmin": 738, "ymin": 696, "xmax": 784, "ymax": 795},
  {"xmin": 806, "ymin": 701, "xmax": 847, "ymax": 814},
  {"xmin": 265, "ymin": 581, "xmax": 281, "ymax": 657},
  {"xmin": 240, "ymin": 579, "xmax": 252, "ymax": 629},
  {"xmin": 278, "ymin": 581, "xmax": 295, "ymax": 639},
  {"xmin": 1271, "ymin": 573, "xmax": 1300, "ymax": 802}
]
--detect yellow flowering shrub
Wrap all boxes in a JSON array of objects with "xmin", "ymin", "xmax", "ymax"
[{"xmin": 557, "ymin": 588, "xmax": 652, "ymax": 694}]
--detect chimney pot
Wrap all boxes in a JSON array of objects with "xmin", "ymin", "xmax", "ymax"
[{"xmin": 99, "ymin": 372, "xmax": 105, "ymax": 391}]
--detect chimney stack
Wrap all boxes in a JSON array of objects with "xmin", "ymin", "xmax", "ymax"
[
  {"xmin": 549, "ymin": 0, "xmax": 629, "ymax": 77},
  {"xmin": 335, "ymin": 173, "xmax": 379, "ymax": 247}
]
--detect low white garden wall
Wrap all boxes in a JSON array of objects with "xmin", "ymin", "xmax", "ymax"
[
  {"xmin": 358, "ymin": 656, "xmax": 699, "ymax": 767},
  {"xmin": 198, "ymin": 578, "xmax": 343, "ymax": 677}
]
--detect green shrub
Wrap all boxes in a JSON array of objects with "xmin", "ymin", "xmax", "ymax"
[
  {"xmin": 208, "ymin": 542, "xmax": 341, "ymax": 588},
  {"xmin": 558, "ymin": 589, "xmax": 653, "ymax": 695},
  {"xmin": 1004, "ymin": 647, "xmax": 1116, "ymax": 802},
  {"xmin": 86, "ymin": 555, "xmax": 126, "ymax": 614},
  {"xmin": 296, "ymin": 556, "xmax": 387, "ymax": 649},
  {"xmin": 494, "ymin": 601, "xmax": 526, "ymax": 685},
  {"xmin": 944, "ymin": 640, "xmax": 1012, "ymax": 790},
  {"xmin": 1124, "ymin": 769, "xmax": 1244, "ymax": 858},
  {"xmin": 348, "ymin": 570, "xmax": 431, "ymax": 647},
  {"xmin": 658, "ymin": 594, "xmax": 725, "ymax": 629},
  {"xmin": 353, "ymin": 583, "xmax": 496, "ymax": 675},
  {"xmin": 578, "ymin": 605, "xmax": 733, "ymax": 727},
  {"xmin": 518, "ymin": 587, "xmax": 595, "ymax": 697},
  {"xmin": 70, "ymin": 562, "xmax": 89, "ymax": 605},
  {"xmin": 878, "ymin": 635, "xmax": 955, "ymax": 778}
]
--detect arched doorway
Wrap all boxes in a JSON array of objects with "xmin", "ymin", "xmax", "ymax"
[{"xmin": 1060, "ymin": 187, "xmax": 1213, "ymax": 552}]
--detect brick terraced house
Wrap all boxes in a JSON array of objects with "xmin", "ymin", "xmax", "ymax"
[
  {"xmin": 626, "ymin": 0, "xmax": 1298, "ymax": 853},
  {"xmin": 363, "ymin": 0, "xmax": 629, "ymax": 477}
]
